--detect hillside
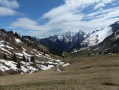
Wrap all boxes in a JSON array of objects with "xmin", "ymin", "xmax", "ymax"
[
  {"xmin": 94, "ymin": 30, "xmax": 119, "ymax": 53},
  {"xmin": 0, "ymin": 29, "xmax": 69, "ymax": 75},
  {"xmin": 94, "ymin": 22, "xmax": 119, "ymax": 51}
]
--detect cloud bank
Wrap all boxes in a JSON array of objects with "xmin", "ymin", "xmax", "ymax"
[
  {"xmin": 0, "ymin": 0, "xmax": 19, "ymax": 16},
  {"xmin": 10, "ymin": 0, "xmax": 119, "ymax": 38}
]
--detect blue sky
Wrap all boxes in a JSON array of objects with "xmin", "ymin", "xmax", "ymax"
[{"xmin": 0, "ymin": 0, "xmax": 119, "ymax": 38}]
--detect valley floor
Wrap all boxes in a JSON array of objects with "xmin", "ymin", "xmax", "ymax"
[{"xmin": 1, "ymin": 54, "xmax": 119, "ymax": 90}]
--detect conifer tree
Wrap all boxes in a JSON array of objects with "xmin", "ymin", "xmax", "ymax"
[
  {"xmin": 13, "ymin": 54, "xmax": 17, "ymax": 62},
  {"xmin": 22, "ymin": 55, "xmax": 26, "ymax": 62},
  {"xmin": 3, "ymin": 54, "xmax": 7, "ymax": 60},
  {"xmin": 30, "ymin": 56, "xmax": 35, "ymax": 63},
  {"xmin": 17, "ymin": 60, "xmax": 21, "ymax": 69}
]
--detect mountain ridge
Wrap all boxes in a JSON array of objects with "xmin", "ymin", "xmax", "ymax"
[
  {"xmin": 40, "ymin": 30, "xmax": 86, "ymax": 55},
  {"xmin": 40, "ymin": 21, "xmax": 119, "ymax": 55}
]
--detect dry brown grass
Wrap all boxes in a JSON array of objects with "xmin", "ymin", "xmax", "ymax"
[{"xmin": 1, "ymin": 54, "xmax": 119, "ymax": 90}]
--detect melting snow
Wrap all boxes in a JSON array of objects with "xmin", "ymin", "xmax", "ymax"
[
  {"xmin": 22, "ymin": 47, "xmax": 26, "ymax": 51},
  {"xmin": 6, "ymin": 45, "xmax": 14, "ymax": 49},
  {"xmin": 37, "ymin": 64, "xmax": 54, "ymax": 70},
  {"xmin": 15, "ymin": 53, "xmax": 23, "ymax": 57},
  {"xmin": 21, "ymin": 61, "xmax": 38, "ymax": 73},
  {"xmin": 0, "ymin": 57, "xmax": 70, "ymax": 74},
  {"xmin": 0, "ymin": 44, "xmax": 5, "ymax": 47},
  {"xmin": 23, "ymin": 51, "xmax": 32, "ymax": 57},
  {"xmin": 63, "ymin": 63, "xmax": 70, "ymax": 67},
  {"xmin": 15, "ymin": 38, "xmax": 22, "ymax": 43},
  {"xmin": 1, "ymin": 48, "xmax": 12, "ymax": 54},
  {"xmin": 0, "ymin": 59, "xmax": 18, "ymax": 71},
  {"xmin": 0, "ymin": 64, "xmax": 10, "ymax": 71}
]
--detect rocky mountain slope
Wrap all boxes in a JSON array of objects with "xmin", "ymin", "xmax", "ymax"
[
  {"xmin": 0, "ymin": 29, "xmax": 69, "ymax": 75},
  {"xmin": 80, "ymin": 27, "xmax": 112, "ymax": 48},
  {"xmin": 94, "ymin": 28, "xmax": 119, "ymax": 52},
  {"xmin": 40, "ymin": 30, "xmax": 86, "ymax": 55},
  {"xmin": 71, "ymin": 21, "xmax": 119, "ymax": 53}
]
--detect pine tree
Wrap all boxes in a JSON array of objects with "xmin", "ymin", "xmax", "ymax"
[
  {"xmin": 14, "ymin": 32, "xmax": 19, "ymax": 38},
  {"xmin": 30, "ymin": 56, "xmax": 35, "ymax": 63},
  {"xmin": 17, "ymin": 60, "xmax": 21, "ymax": 69},
  {"xmin": 22, "ymin": 55, "xmax": 26, "ymax": 62},
  {"xmin": 5, "ymin": 38, "xmax": 7, "ymax": 47},
  {"xmin": 3, "ymin": 54, "xmax": 7, "ymax": 60},
  {"xmin": 13, "ymin": 54, "xmax": 17, "ymax": 62},
  {"xmin": 116, "ymin": 49, "xmax": 118, "ymax": 53}
]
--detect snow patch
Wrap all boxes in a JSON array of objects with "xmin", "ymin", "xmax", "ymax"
[
  {"xmin": 0, "ymin": 64, "xmax": 10, "ymax": 71},
  {"xmin": 15, "ymin": 53, "xmax": 23, "ymax": 57},
  {"xmin": 63, "ymin": 63, "xmax": 70, "ymax": 67},
  {"xmin": 23, "ymin": 51, "xmax": 32, "ymax": 57},
  {"xmin": 1, "ymin": 48, "xmax": 12, "ymax": 55},
  {"xmin": 6, "ymin": 45, "xmax": 14, "ymax": 49},
  {"xmin": 81, "ymin": 27, "xmax": 112, "ymax": 48},
  {"xmin": 0, "ymin": 59, "xmax": 18, "ymax": 71},
  {"xmin": 15, "ymin": 38, "xmax": 22, "ymax": 43},
  {"xmin": 37, "ymin": 64, "xmax": 54, "ymax": 70}
]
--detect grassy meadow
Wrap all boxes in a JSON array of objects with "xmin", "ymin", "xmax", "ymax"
[{"xmin": 1, "ymin": 54, "xmax": 119, "ymax": 90}]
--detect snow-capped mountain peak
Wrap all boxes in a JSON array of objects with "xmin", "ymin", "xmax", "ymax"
[
  {"xmin": 81, "ymin": 26, "xmax": 113, "ymax": 48},
  {"xmin": 40, "ymin": 30, "xmax": 87, "ymax": 55}
]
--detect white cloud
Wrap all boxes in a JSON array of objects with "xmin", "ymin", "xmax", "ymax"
[
  {"xmin": 65, "ymin": 0, "xmax": 115, "ymax": 9},
  {"xmin": 10, "ymin": 18, "xmax": 42, "ymax": 30},
  {"xmin": 10, "ymin": 0, "xmax": 119, "ymax": 38},
  {"xmin": 0, "ymin": 7, "xmax": 16, "ymax": 16},
  {"xmin": 94, "ymin": 0, "xmax": 115, "ymax": 9},
  {"xmin": 0, "ymin": 0, "xmax": 19, "ymax": 8},
  {"xmin": 0, "ymin": 0, "xmax": 19, "ymax": 16},
  {"xmin": 94, "ymin": 2, "xmax": 105, "ymax": 9},
  {"xmin": 38, "ymin": 0, "xmax": 118, "ymax": 33}
]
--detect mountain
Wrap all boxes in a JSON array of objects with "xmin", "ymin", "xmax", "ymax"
[
  {"xmin": 40, "ymin": 30, "xmax": 86, "ymax": 55},
  {"xmin": 39, "ymin": 21, "xmax": 119, "ymax": 55},
  {"xmin": 71, "ymin": 21, "xmax": 119, "ymax": 53},
  {"xmin": 94, "ymin": 22, "xmax": 119, "ymax": 52},
  {"xmin": 81, "ymin": 27, "xmax": 112, "ymax": 48},
  {"xmin": 0, "ymin": 29, "xmax": 69, "ymax": 76}
]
